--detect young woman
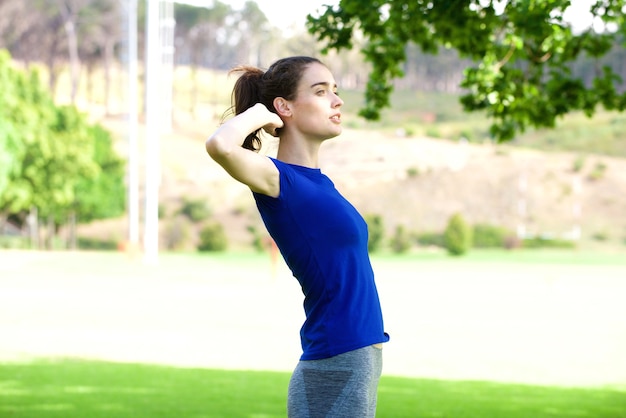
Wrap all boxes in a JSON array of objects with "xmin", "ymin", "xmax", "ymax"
[{"xmin": 206, "ymin": 56, "xmax": 389, "ymax": 417}]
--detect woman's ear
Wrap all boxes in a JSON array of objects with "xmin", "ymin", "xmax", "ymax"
[{"xmin": 273, "ymin": 97, "xmax": 292, "ymax": 118}]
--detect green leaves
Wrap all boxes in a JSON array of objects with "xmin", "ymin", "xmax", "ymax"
[
  {"xmin": 308, "ymin": 0, "xmax": 626, "ymax": 141},
  {"xmin": 0, "ymin": 49, "xmax": 124, "ymax": 225}
]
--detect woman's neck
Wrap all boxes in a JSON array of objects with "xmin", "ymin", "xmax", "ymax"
[{"xmin": 276, "ymin": 135, "xmax": 321, "ymax": 168}]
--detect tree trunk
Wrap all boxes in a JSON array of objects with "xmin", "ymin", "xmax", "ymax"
[
  {"xmin": 104, "ymin": 37, "xmax": 114, "ymax": 115},
  {"xmin": 58, "ymin": 1, "xmax": 80, "ymax": 104},
  {"xmin": 86, "ymin": 63, "xmax": 94, "ymax": 103},
  {"xmin": 46, "ymin": 214, "xmax": 54, "ymax": 250},
  {"xmin": 28, "ymin": 206, "xmax": 39, "ymax": 249},
  {"xmin": 67, "ymin": 211, "xmax": 76, "ymax": 250}
]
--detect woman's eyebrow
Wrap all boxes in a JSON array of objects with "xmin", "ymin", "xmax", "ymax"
[{"xmin": 310, "ymin": 81, "xmax": 338, "ymax": 89}]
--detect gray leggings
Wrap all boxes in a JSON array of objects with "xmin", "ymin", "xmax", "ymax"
[{"xmin": 287, "ymin": 345, "xmax": 383, "ymax": 418}]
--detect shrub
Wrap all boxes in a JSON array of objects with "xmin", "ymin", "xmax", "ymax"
[
  {"xmin": 425, "ymin": 127, "xmax": 441, "ymax": 138},
  {"xmin": 0, "ymin": 236, "xmax": 29, "ymax": 249},
  {"xmin": 416, "ymin": 231, "xmax": 445, "ymax": 248},
  {"xmin": 572, "ymin": 155, "xmax": 585, "ymax": 172},
  {"xmin": 472, "ymin": 223, "xmax": 512, "ymax": 248},
  {"xmin": 179, "ymin": 197, "xmax": 211, "ymax": 222},
  {"xmin": 247, "ymin": 225, "xmax": 265, "ymax": 252},
  {"xmin": 77, "ymin": 237, "xmax": 118, "ymax": 250},
  {"xmin": 588, "ymin": 161, "xmax": 607, "ymax": 181},
  {"xmin": 459, "ymin": 130, "xmax": 473, "ymax": 142},
  {"xmin": 390, "ymin": 225, "xmax": 411, "ymax": 254},
  {"xmin": 521, "ymin": 237, "xmax": 576, "ymax": 249},
  {"xmin": 197, "ymin": 222, "xmax": 227, "ymax": 252},
  {"xmin": 406, "ymin": 166, "xmax": 420, "ymax": 177},
  {"xmin": 591, "ymin": 231, "xmax": 608, "ymax": 241},
  {"xmin": 444, "ymin": 213, "xmax": 472, "ymax": 256},
  {"xmin": 364, "ymin": 214, "xmax": 384, "ymax": 253},
  {"xmin": 158, "ymin": 204, "xmax": 167, "ymax": 219}
]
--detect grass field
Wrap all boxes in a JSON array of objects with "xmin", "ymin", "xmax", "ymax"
[
  {"xmin": 2, "ymin": 359, "xmax": 625, "ymax": 418},
  {"xmin": 1, "ymin": 249, "xmax": 626, "ymax": 416}
]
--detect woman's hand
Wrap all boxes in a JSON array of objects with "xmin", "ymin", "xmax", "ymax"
[
  {"xmin": 244, "ymin": 103, "xmax": 284, "ymax": 136},
  {"xmin": 250, "ymin": 103, "xmax": 283, "ymax": 137},
  {"xmin": 206, "ymin": 102, "xmax": 281, "ymax": 197},
  {"xmin": 263, "ymin": 114, "xmax": 284, "ymax": 137}
]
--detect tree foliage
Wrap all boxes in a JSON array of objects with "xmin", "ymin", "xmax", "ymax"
[
  {"xmin": 73, "ymin": 124, "xmax": 126, "ymax": 223},
  {"xmin": 0, "ymin": 49, "xmax": 124, "ymax": 227},
  {"xmin": 198, "ymin": 222, "xmax": 228, "ymax": 252},
  {"xmin": 308, "ymin": 0, "xmax": 626, "ymax": 141}
]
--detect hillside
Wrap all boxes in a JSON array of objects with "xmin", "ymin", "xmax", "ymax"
[{"xmin": 80, "ymin": 113, "xmax": 626, "ymax": 251}]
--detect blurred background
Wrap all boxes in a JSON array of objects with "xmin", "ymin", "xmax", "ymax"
[{"xmin": 1, "ymin": 0, "xmax": 625, "ymax": 257}]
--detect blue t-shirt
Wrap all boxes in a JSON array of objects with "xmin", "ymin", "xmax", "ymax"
[{"xmin": 253, "ymin": 157, "xmax": 389, "ymax": 360}]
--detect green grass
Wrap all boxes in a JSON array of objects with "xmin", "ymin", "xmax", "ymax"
[{"xmin": 1, "ymin": 359, "xmax": 624, "ymax": 418}]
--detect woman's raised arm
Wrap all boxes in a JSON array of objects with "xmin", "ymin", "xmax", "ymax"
[{"xmin": 206, "ymin": 103, "xmax": 283, "ymax": 197}]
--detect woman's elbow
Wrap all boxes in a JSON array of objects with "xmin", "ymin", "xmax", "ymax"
[{"xmin": 205, "ymin": 135, "xmax": 230, "ymax": 161}]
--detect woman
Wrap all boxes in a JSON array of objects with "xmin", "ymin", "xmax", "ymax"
[{"xmin": 206, "ymin": 56, "xmax": 389, "ymax": 417}]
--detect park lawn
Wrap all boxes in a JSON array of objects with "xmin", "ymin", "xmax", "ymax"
[{"xmin": 1, "ymin": 359, "xmax": 625, "ymax": 418}]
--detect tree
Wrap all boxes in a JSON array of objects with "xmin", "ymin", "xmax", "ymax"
[
  {"xmin": 0, "ymin": 49, "xmax": 124, "ymax": 233},
  {"xmin": 174, "ymin": 1, "xmax": 231, "ymax": 116},
  {"xmin": 0, "ymin": 51, "xmax": 22, "ymax": 193},
  {"xmin": 308, "ymin": 0, "xmax": 626, "ymax": 141},
  {"xmin": 73, "ymin": 124, "xmax": 126, "ymax": 223},
  {"xmin": 78, "ymin": 0, "xmax": 123, "ymax": 114},
  {"xmin": 235, "ymin": 1, "xmax": 271, "ymax": 67}
]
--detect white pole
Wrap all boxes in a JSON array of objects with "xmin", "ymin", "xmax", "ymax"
[
  {"xmin": 144, "ymin": 0, "xmax": 161, "ymax": 264},
  {"xmin": 127, "ymin": 0, "xmax": 140, "ymax": 248}
]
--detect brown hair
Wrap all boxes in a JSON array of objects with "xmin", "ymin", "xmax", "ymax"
[{"xmin": 226, "ymin": 56, "xmax": 323, "ymax": 151}]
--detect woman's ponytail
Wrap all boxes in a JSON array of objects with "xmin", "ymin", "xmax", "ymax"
[{"xmin": 228, "ymin": 66, "xmax": 265, "ymax": 151}]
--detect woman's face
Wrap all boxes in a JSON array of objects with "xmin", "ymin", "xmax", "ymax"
[{"xmin": 287, "ymin": 62, "xmax": 344, "ymax": 141}]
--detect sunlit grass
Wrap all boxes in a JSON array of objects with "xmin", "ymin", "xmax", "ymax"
[{"xmin": 1, "ymin": 359, "xmax": 624, "ymax": 418}]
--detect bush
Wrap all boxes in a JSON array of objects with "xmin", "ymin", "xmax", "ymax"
[
  {"xmin": 521, "ymin": 237, "xmax": 576, "ymax": 249},
  {"xmin": 572, "ymin": 155, "xmax": 585, "ymax": 172},
  {"xmin": 247, "ymin": 225, "xmax": 265, "ymax": 252},
  {"xmin": 416, "ymin": 231, "xmax": 445, "ymax": 248},
  {"xmin": 197, "ymin": 222, "xmax": 227, "ymax": 252},
  {"xmin": 364, "ymin": 214, "xmax": 384, "ymax": 253},
  {"xmin": 406, "ymin": 166, "xmax": 420, "ymax": 177},
  {"xmin": 179, "ymin": 197, "xmax": 212, "ymax": 222},
  {"xmin": 390, "ymin": 225, "xmax": 411, "ymax": 254},
  {"xmin": 444, "ymin": 213, "xmax": 472, "ymax": 256},
  {"xmin": 472, "ymin": 223, "xmax": 512, "ymax": 248},
  {"xmin": 591, "ymin": 231, "xmax": 608, "ymax": 241},
  {"xmin": 77, "ymin": 237, "xmax": 118, "ymax": 250},
  {"xmin": 0, "ymin": 236, "xmax": 29, "ymax": 249},
  {"xmin": 588, "ymin": 161, "xmax": 607, "ymax": 181}
]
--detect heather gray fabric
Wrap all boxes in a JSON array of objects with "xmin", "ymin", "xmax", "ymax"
[{"xmin": 287, "ymin": 345, "xmax": 383, "ymax": 418}]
